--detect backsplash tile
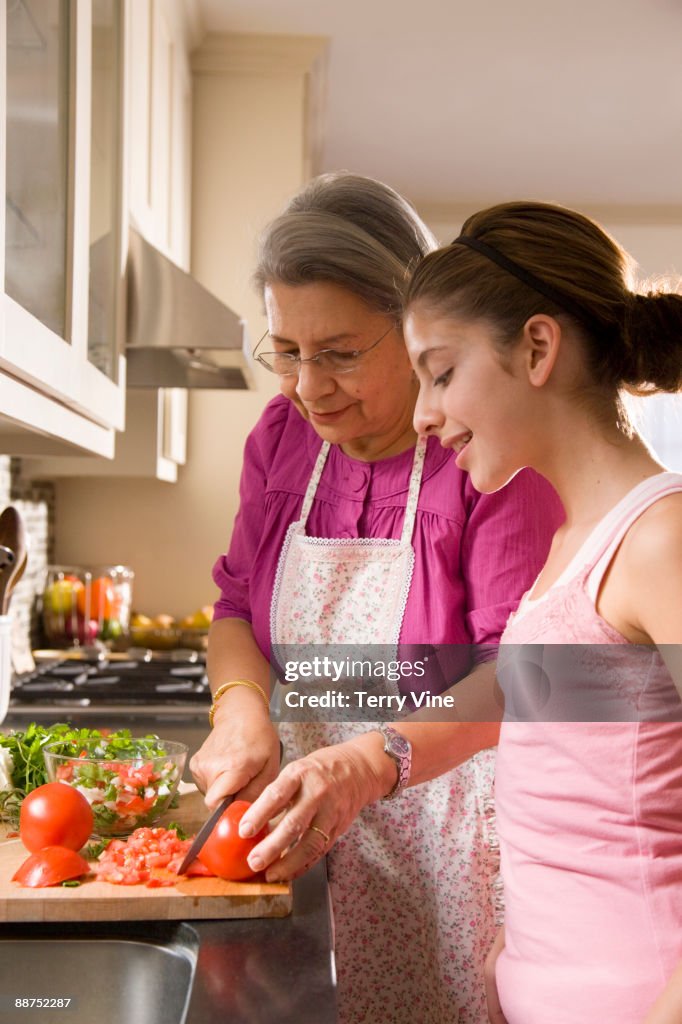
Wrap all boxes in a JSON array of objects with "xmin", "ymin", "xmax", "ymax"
[{"xmin": 0, "ymin": 457, "xmax": 55, "ymax": 661}]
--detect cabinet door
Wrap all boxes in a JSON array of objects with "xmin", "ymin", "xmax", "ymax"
[
  {"xmin": 1, "ymin": 0, "xmax": 125, "ymax": 432},
  {"xmin": 88, "ymin": 0, "xmax": 125, "ymax": 382},
  {"xmin": 127, "ymin": 0, "xmax": 191, "ymax": 268},
  {"xmin": 5, "ymin": 0, "xmax": 69, "ymax": 339},
  {"xmin": 161, "ymin": 387, "xmax": 187, "ymax": 464}
]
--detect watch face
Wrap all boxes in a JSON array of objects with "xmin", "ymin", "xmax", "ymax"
[
  {"xmin": 380, "ymin": 727, "xmax": 411, "ymax": 799},
  {"xmin": 390, "ymin": 734, "xmax": 410, "ymax": 757}
]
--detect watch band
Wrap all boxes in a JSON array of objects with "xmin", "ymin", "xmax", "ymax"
[{"xmin": 376, "ymin": 724, "xmax": 412, "ymax": 800}]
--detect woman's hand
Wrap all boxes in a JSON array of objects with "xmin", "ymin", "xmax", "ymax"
[
  {"xmin": 190, "ymin": 688, "xmax": 281, "ymax": 807},
  {"xmin": 238, "ymin": 732, "xmax": 393, "ymax": 881},
  {"xmin": 484, "ymin": 926, "xmax": 508, "ymax": 1024}
]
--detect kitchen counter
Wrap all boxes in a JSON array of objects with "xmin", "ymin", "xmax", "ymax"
[
  {"xmin": 0, "ymin": 708, "xmax": 338, "ymax": 1024},
  {"xmin": 0, "ymin": 861, "xmax": 336, "ymax": 1024}
]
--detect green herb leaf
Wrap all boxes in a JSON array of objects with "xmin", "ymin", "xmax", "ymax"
[
  {"xmin": 166, "ymin": 821, "xmax": 187, "ymax": 840},
  {"xmin": 83, "ymin": 838, "xmax": 113, "ymax": 859}
]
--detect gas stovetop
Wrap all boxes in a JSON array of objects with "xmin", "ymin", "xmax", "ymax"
[{"xmin": 10, "ymin": 651, "xmax": 211, "ymax": 713}]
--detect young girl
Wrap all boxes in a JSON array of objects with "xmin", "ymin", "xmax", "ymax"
[{"xmin": 403, "ymin": 202, "xmax": 682, "ymax": 1024}]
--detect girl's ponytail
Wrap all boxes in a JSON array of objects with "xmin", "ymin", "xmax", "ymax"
[{"xmin": 620, "ymin": 290, "xmax": 682, "ymax": 394}]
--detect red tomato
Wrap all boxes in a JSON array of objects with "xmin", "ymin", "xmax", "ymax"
[
  {"xmin": 19, "ymin": 782, "xmax": 93, "ymax": 853},
  {"xmin": 76, "ymin": 576, "xmax": 114, "ymax": 621},
  {"xmin": 12, "ymin": 846, "xmax": 90, "ymax": 887},
  {"xmin": 197, "ymin": 800, "xmax": 268, "ymax": 882}
]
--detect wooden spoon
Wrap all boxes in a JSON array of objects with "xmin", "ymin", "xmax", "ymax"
[
  {"xmin": 0, "ymin": 507, "xmax": 27, "ymax": 615},
  {"xmin": 4, "ymin": 553, "xmax": 27, "ymax": 613}
]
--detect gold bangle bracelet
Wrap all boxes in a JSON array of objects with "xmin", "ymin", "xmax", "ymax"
[{"xmin": 208, "ymin": 679, "xmax": 270, "ymax": 727}]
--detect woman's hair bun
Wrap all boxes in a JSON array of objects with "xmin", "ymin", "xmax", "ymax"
[{"xmin": 620, "ymin": 289, "xmax": 682, "ymax": 393}]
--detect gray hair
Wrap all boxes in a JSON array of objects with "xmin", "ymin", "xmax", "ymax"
[{"xmin": 253, "ymin": 172, "xmax": 437, "ymax": 318}]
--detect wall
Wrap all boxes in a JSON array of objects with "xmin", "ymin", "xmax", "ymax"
[
  {"xmin": 50, "ymin": 33, "xmax": 326, "ymax": 620},
  {"xmin": 598, "ymin": 216, "xmax": 682, "ymax": 469}
]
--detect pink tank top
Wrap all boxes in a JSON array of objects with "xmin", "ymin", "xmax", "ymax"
[{"xmin": 494, "ymin": 472, "xmax": 682, "ymax": 1024}]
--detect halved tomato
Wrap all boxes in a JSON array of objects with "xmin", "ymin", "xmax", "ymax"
[{"xmin": 13, "ymin": 846, "xmax": 90, "ymax": 887}]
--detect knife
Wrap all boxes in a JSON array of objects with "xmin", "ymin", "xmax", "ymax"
[{"xmin": 176, "ymin": 793, "xmax": 235, "ymax": 875}]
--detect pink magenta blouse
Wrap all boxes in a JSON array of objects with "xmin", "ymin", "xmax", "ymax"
[{"xmin": 213, "ymin": 395, "xmax": 564, "ymax": 680}]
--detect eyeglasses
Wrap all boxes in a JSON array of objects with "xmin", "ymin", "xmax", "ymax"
[{"xmin": 253, "ymin": 324, "xmax": 397, "ymax": 376}]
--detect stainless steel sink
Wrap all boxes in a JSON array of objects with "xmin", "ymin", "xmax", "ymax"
[{"xmin": 0, "ymin": 921, "xmax": 199, "ymax": 1024}]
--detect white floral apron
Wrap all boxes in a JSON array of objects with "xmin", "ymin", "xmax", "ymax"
[{"xmin": 271, "ymin": 439, "xmax": 499, "ymax": 1024}]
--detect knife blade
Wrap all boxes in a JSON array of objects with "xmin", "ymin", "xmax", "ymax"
[{"xmin": 176, "ymin": 793, "xmax": 235, "ymax": 876}]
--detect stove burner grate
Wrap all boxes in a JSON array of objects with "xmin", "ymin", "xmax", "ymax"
[{"xmin": 11, "ymin": 654, "xmax": 211, "ymax": 708}]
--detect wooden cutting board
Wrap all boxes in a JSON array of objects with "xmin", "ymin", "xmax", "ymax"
[{"xmin": 0, "ymin": 786, "xmax": 292, "ymax": 922}]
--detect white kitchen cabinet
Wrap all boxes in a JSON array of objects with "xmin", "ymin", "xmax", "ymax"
[
  {"xmin": 63, "ymin": 0, "xmax": 196, "ymax": 480},
  {"xmin": 128, "ymin": 0, "xmax": 194, "ymax": 270},
  {"xmin": 4, "ymin": 0, "xmax": 198, "ymax": 475},
  {"xmin": 26, "ymin": 387, "xmax": 186, "ymax": 481},
  {"xmin": 77, "ymin": 0, "xmax": 197, "ymax": 478},
  {"xmin": 0, "ymin": 0, "xmax": 128, "ymax": 455}
]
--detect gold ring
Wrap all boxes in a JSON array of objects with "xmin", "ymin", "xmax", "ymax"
[{"xmin": 307, "ymin": 824, "xmax": 330, "ymax": 845}]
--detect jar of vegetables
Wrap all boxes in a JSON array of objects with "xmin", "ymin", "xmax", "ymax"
[{"xmin": 41, "ymin": 565, "xmax": 134, "ymax": 649}]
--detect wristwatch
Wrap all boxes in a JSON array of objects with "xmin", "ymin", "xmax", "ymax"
[{"xmin": 376, "ymin": 725, "xmax": 412, "ymax": 800}]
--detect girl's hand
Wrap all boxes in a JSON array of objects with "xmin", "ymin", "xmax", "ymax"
[
  {"xmin": 237, "ymin": 734, "xmax": 390, "ymax": 881},
  {"xmin": 484, "ymin": 926, "xmax": 508, "ymax": 1024}
]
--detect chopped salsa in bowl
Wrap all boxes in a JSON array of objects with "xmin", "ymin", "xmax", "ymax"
[{"xmin": 42, "ymin": 736, "xmax": 188, "ymax": 837}]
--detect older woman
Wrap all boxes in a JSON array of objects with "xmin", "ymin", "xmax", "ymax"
[{"xmin": 190, "ymin": 173, "xmax": 563, "ymax": 1024}]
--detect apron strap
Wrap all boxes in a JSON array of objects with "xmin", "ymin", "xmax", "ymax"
[
  {"xmin": 400, "ymin": 436, "xmax": 427, "ymax": 545},
  {"xmin": 300, "ymin": 441, "xmax": 331, "ymax": 526}
]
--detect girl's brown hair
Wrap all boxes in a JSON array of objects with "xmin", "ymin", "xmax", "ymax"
[{"xmin": 405, "ymin": 201, "xmax": 682, "ymax": 396}]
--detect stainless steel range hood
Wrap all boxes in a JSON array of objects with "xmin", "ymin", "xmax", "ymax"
[{"xmin": 125, "ymin": 228, "xmax": 254, "ymax": 389}]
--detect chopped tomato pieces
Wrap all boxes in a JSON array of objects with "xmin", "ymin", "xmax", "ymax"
[
  {"xmin": 114, "ymin": 762, "xmax": 159, "ymax": 788},
  {"xmin": 93, "ymin": 826, "xmax": 204, "ymax": 885},
  {"xmin": 114, "ymin": 794, "xmax": 155, "ymax": 816}
]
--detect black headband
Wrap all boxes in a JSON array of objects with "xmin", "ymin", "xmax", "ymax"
[{"xmin": 451, "ymin": 234, "xmax": 602, "ymax": 336}]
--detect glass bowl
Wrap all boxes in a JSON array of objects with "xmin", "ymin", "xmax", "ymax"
[{"xmin": 42, "ymin": 737, "xmax": 188, "ymax": 837}]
